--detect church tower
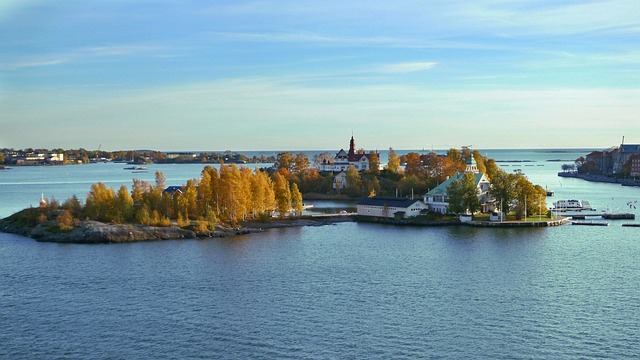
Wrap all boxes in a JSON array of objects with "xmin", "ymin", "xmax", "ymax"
[{"xmin": 348, "ymin": 135, "xmax": 356, "ymax": 157}]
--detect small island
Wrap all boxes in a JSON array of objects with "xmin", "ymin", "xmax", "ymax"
[{"xmin": 1, "ymin": 139, "xmax": 560, "ymax": 243}]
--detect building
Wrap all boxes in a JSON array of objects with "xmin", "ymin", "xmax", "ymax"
[
  {"xmin": 12, "ymin": 152, "xmax": 64, "ymax": 165},
  {"xmin": 319, "ymin": 136, "xmax": 374, "ymax": 172},
  {"xmin": 629, "ymin": 154, "xmax": 640, "ymax": 178},
  {"xmin": 332, "ymin": 171, "xmax": 347, "ymax": 189},
  {"xmin": 356, "ymin": 196, "xmax": 428, "ymax": 219},
  {"xmin": 613, "ymin": 144, "xmax": 640, "ymax": 174},
  {"xmin": 423, "ymin": 156, "xmax": 493, "ymax": 214}
]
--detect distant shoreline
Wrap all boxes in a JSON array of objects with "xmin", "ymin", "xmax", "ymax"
[{"xmin": 558, "ymin": 172, "xmax": 640, "ymax": 187}]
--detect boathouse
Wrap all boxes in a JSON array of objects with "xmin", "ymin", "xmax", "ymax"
[{"xmin": 356, "ymin": 196, "xmax": 428, "ymax": 219}]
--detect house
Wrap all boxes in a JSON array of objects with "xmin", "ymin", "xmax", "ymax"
[
  {"xmin": 356, "ymin": 196, "xmax": 428, "ymax": 219},
  {"xmin": 333, "ymin": 171, "xmax": 347, "ymax": 189},
  {"xmin": 423, "ymin": 156, "xmax": 493, "ymax": 214},
  {"xmin": 163, "ymin": 186, "xmax": 183, "ymax": 196},
  {"xmin": 319, "ymin": 136, "xmax": 374, "ymax": 172}
]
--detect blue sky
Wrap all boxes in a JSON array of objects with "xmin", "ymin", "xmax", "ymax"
[{"xmin": 1, "ymin": 1, "xmax": 639, "ymax": 151}]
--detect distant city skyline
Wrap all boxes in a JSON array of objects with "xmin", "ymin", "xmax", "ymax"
[{"xmin": 1, "ymin": 1, "xmax": 639, "ymax": 151}]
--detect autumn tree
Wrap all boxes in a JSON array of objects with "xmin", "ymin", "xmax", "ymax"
[
  {"xmin": 274, "ymin": 172, "xmax": 291, "ymax": 218},
  {"xmin": 404, "ymin": 152, "xmax": 423, "ymax": 178},
  {"xmin": 291, "ymin": 183, "xmax": 303, "ymax": 216},
  {"xmin": 387, "ymin": 148, "xmax": 401, "ymax": 173},
  {"xmin": 114, "ymin": 185, "xmax": 134, "ymax": 223},
  {"xmin": 368, "ymin": 151, "xmax": 380, "ymax": 175},
  {"xmin": 85, "ymin": 182, "xmax": 116, "ymax": 222},
  {"xmin": 293, "ymin": 153, "xmax": 311, "ymax": 177},
  {"xmin": 345, "ymin": 165, "xmax": 363, "ymax": 197},
  {"xmin": 472, "ymin": 150, "xmax": 487, "ymax": 174}
]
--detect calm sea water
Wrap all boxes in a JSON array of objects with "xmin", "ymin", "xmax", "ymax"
[{"xmin": 2, "ymin": 149, "xmax": 639, "ymax": 359}]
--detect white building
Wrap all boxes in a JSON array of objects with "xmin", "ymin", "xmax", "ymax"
[
  {"xmin": 319, "ymin": 136, "xmax": 373, "ymax": 172},
  {"xmin": 332, "ymin": 171, "xmax": 347, "ymax": 189},
  {"xmin": 357, "ymin": 196, "xmax": 428, "ymax": 219},
  {"xmin": 423, "ymin": 156, "xmax": 493, "ymax": 214}
]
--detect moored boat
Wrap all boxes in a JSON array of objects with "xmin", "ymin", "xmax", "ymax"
[{"xmin": 552, "ymin": 199, "xmax": 594, "ymax": 212}]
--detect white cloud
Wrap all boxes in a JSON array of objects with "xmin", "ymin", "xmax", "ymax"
[
  {"xmin": 379, "ymin": 62, "xmax": 438, "ymax": 73},
  {"xmin": 2, "ymin": 44, "xmax": 163, "ymax": 70}
]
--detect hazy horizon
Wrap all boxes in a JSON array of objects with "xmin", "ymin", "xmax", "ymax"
[{"xmin": 2, "ymin": 1, "xmax": 639, "ymax": 151}]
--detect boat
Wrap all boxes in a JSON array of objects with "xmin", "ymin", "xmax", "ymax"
[
  {"xmin": 124, "ymin": 166, "xmax": 148, "ymax": 171},
  {"xmin": 552, "ymin": 199, "xmax": 593, "ymax": 212}
]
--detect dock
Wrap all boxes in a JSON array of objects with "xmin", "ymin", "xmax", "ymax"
[
  {"xmin": 571, "ymin": 221, "xmax": 610, "ymax": 226},
  {"xmin": 565, "ymin": 213, "xmax": 635, "ymax": 220},
  {"xmin": 622, "ymin": 223, "xmax": 640, "ymax": 227}
]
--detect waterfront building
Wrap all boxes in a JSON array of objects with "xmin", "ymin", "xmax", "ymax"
[
  {"xmin": 423, "ymin": 156, "xmax": 493, "ymax": 214},
  {"xmin": 11, "ymin": 152, "xmax": 64, "ymax": 165},
  {"xmin": 629, "ymin": 154, "xmax": 640, "ymax": 178},
  {"xmin": 614, "ymin": 144, "xmax": 640, "ymax": 175},
  {"xmin": 318, "ymin": 136, "xmax": 373, "ymax": 172},
  {"xmin": 356, "ymin": 196, "xmax": 428, "ymax": 219}
]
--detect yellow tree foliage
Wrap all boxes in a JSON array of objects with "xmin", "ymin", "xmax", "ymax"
[
  {"xmin": 291, "ymin": 182, "xmax": 303, "ymax": 216},
  {"xmin": 85, "ymin": 182, "xmax": 116, "ymax": 222},
  {"xmin": 274, "ymin": 172, "xmax": 291, "ymax": 218},
  {"xmin": 114, "ymin": 185, "xmax": 134, "ymax": 223}
]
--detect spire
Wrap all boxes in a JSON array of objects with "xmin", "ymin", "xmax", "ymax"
[{"xmin": 349, "ymin": 135, "xmax": 356, "ymax": 156}]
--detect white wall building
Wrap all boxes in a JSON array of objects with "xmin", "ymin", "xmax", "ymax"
[
  {"xmin": 423, "ymin": 156, "xmax": 493, "ymax": 214},
  {"xmin": 357, "ymin": 196, "xmax": 428, "ymax": 219},
  {"xmin": 319, "ymin": 136, "xmax": 373, "ymax": 172}
]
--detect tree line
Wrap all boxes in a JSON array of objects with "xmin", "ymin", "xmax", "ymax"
[
  {"xmin": 52, "ymin": 164, "xmax": 304, "ymax": 232},
  {"xmin": 39, "ymin": 147, "xmax": 546, "ymax": 231}
]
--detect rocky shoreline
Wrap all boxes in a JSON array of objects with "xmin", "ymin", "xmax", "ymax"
[{"xmin": 0, "ymin": 210, "xmax": 355, "ymax": 244}]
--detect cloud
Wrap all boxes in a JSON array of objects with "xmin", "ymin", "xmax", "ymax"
[
  {"xmin": 3, "ymin": 44, "xmax": 163, "ymax": 70},
  {"xmin": 379, "ymin": 62, "xmax": 438, "ymax": 73}
]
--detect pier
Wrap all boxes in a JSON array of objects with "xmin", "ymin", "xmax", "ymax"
[{"xmin": 565, "ymin": 213, "xmax": 635, "ymax": 220}]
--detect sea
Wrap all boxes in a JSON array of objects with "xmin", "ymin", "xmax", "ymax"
[{"xmin": 1, "ymin": 149, "xmax": 639, "ymax": 359}]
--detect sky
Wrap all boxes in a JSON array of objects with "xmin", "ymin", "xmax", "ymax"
[{"xmin": 1, "ymin": 0, "xmax": 639, "ymax": 151}]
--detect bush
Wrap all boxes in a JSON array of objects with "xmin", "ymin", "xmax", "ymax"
[{"xmin": 56, "ymin": 210, "xmax": 75, "ymax": 232}]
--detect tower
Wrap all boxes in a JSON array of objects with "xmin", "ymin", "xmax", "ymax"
[
  {"xmin": 465, "ymin": 155, "xmax": 479, "ymax": 173},
  {"xmin": 348, "ymin": 135, "xmax": 356, "ymax": 157}
]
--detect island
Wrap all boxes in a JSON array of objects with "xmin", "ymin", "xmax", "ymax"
[{"xmin": 1, "ymin": 141, "xmax": 560, "ymax": 243}]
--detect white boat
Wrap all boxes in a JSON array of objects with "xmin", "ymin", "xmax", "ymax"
[{"xmin": 552, "ymin": 199, "xmax": 593, "ymax": 212}]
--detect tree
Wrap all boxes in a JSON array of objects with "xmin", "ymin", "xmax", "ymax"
[
  {"xmin": 275, "ymin": 152, "xmax": 295, "ymax": 172},
  {"xmin": 345, "ymin": 165, "xmax": 363, "ymax": 196},
  {"xmin": 0, "ymin": 152, "xmax": 5, "ymax": 164},
  {"xmin": 404, "ymin": 152, "xmax": 423, "ymax": 178},
  {"xmin": 387, "ymin": 148, "xmax": 401, "ymax": 173},
  {"xmin": 293, "ymin": 153, "xmax": 311, "ymax": 177},
  {"xmin": 484, "ymin": 158, "xmax": 500, "ymax": 180},
  {"xmin": 488, "ymin": 170, "xmax": 517, "ymax": 215},
  {"xmin": 114, "ymin": 185, "xmax": 134, "ymax": 223},
  {"xmin": 85, "ymin": 182, "xmax": 116, "ymax": 222},
  {"xmin": 472, "ymin": 150, "xmax": 487, "ymax": 174},
  {"xmin": 274, "ymin": 173, "xmax": 291, "ymax": 218},
  {"xmin": 291, "ymin": 183, "xmax": 303, "ymax": 216},
  {"xmin": 368, "ymin": 151, "xmax": 380, "ymax": 175},
  {"xmin": 446, "ymin": 173, "xmax": 481, "ymax": 214}
]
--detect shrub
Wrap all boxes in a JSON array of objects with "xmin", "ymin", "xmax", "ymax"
[{"xmin": 56, "ymin": 210, "xmax": 75, "ymax": 232}]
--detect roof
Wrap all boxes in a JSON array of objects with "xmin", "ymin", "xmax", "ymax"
[
  {"xmin": 620, "ymin": 144, "xmax": 640, "ymax": 153},
  {"xmin": 163, "ymin": 186, "xmax": 183, "ymax": 193},
  {"xmin": 426, "ymin": 172, "xmax": 487, "ymax": 196},
  {"xmin": 357, "ymin": 196, "xmax": 423, "ymax": 208}
]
